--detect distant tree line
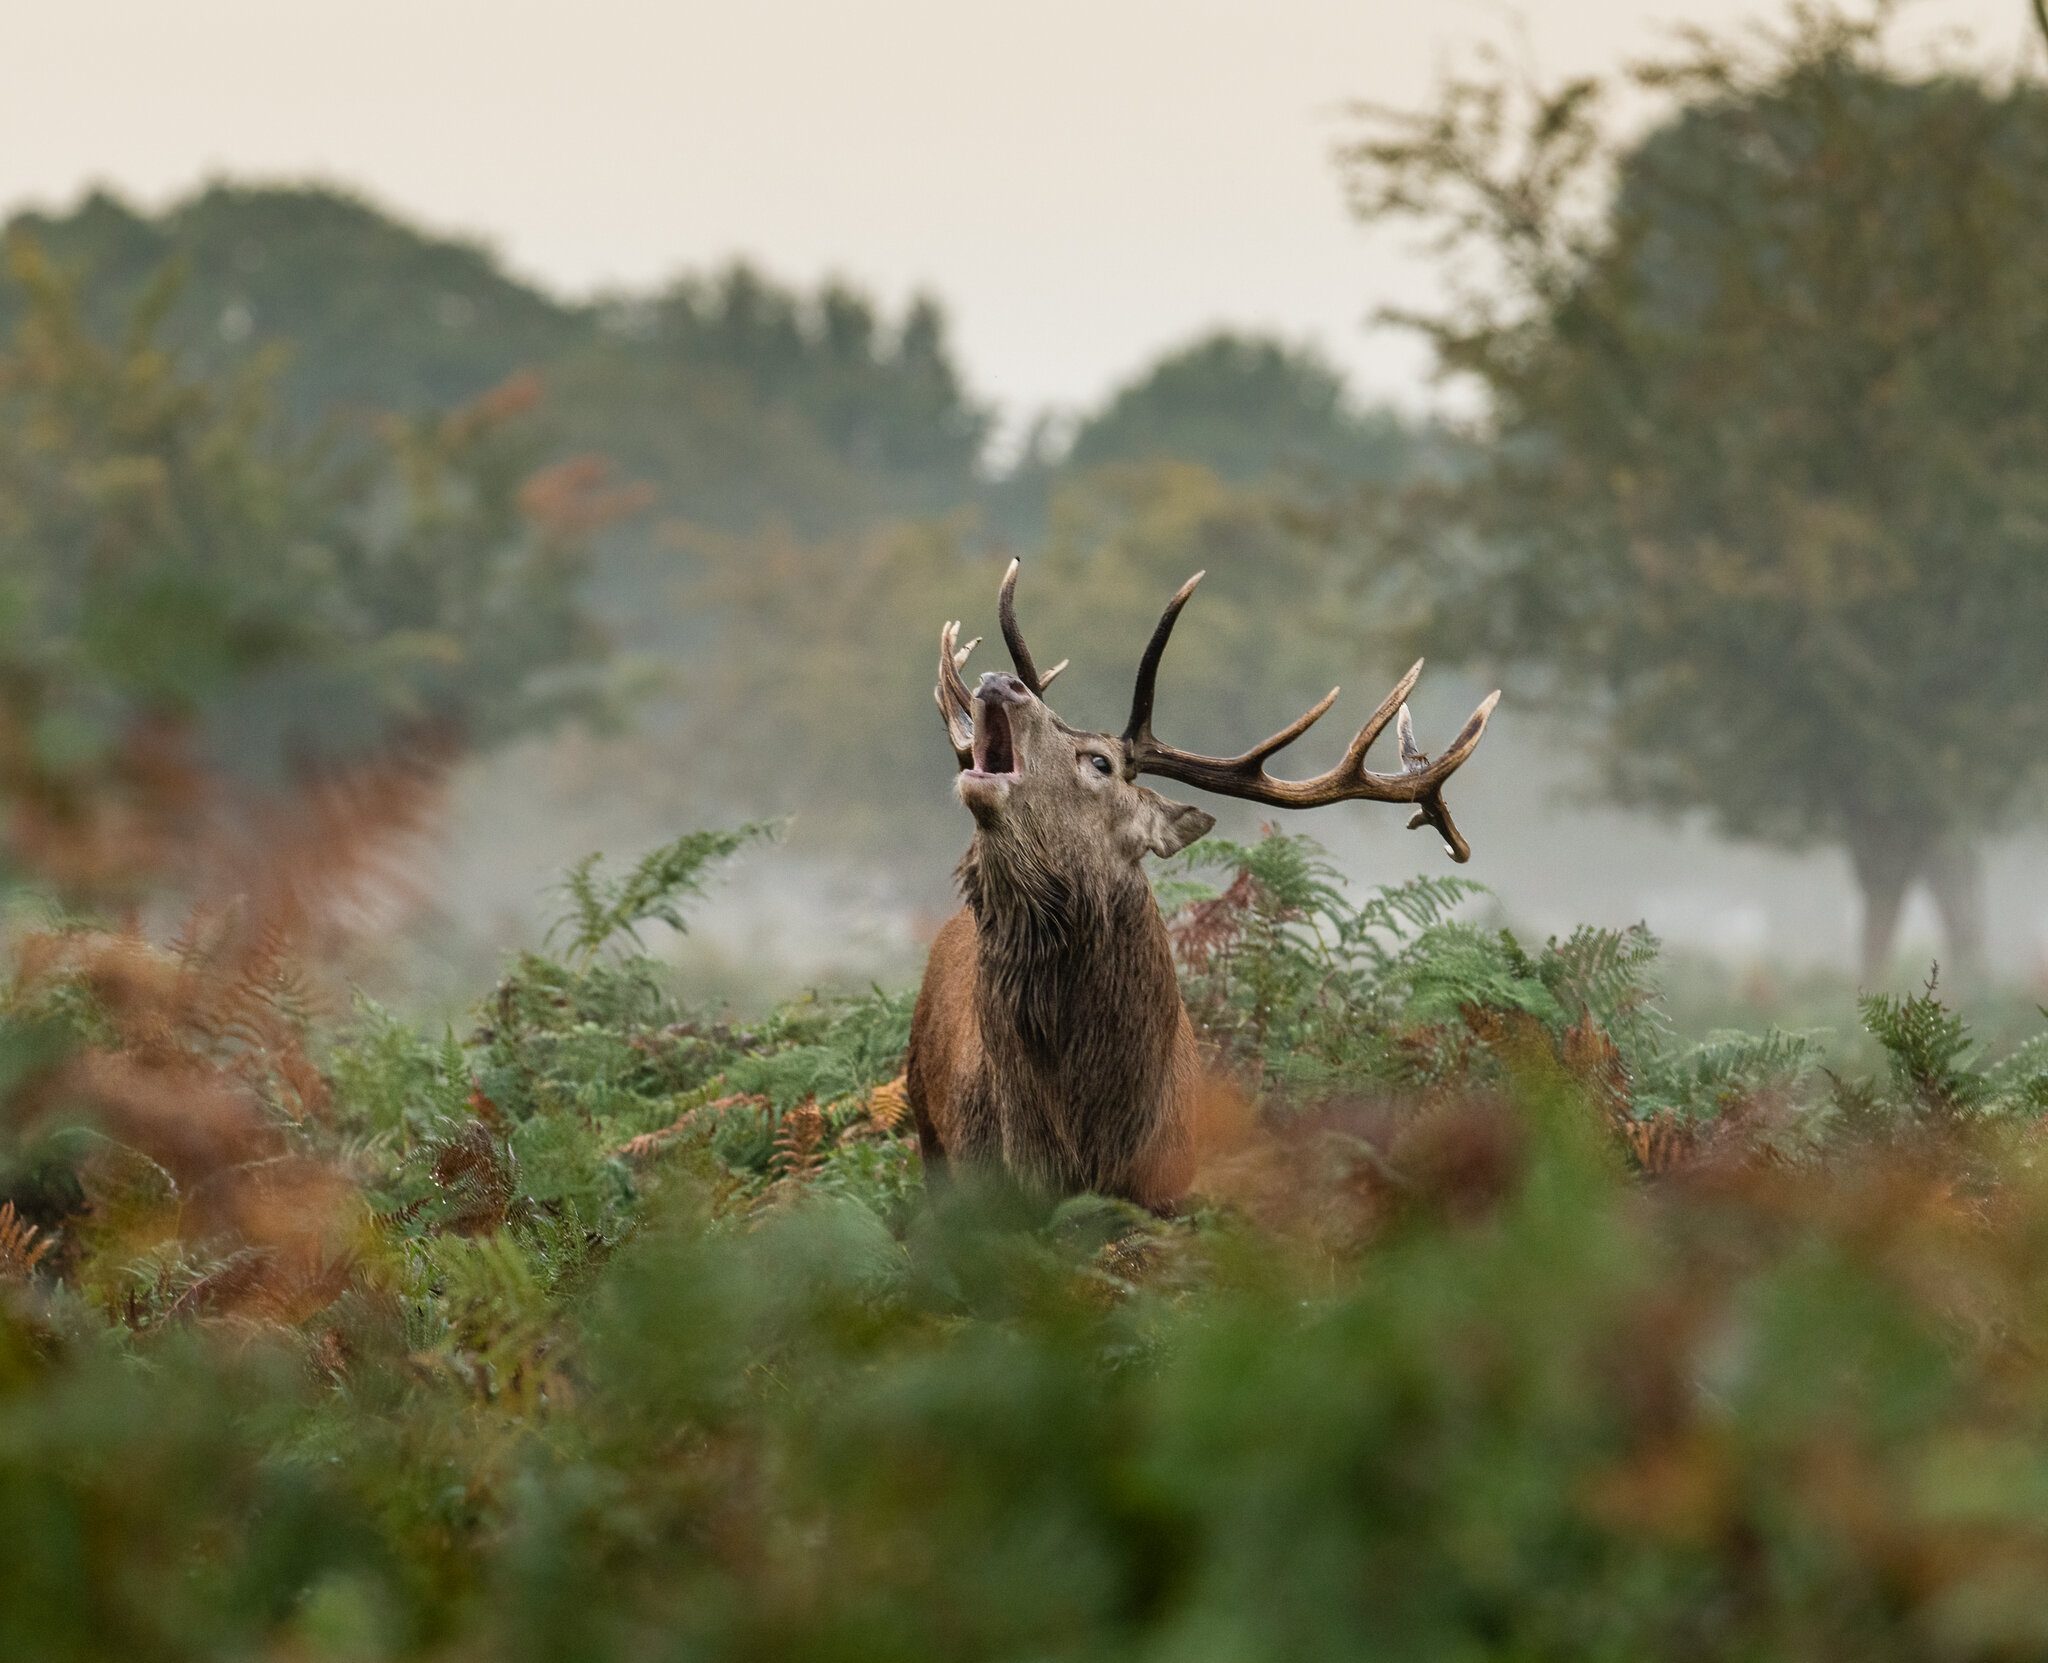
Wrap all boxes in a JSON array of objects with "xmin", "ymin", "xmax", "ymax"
[{"xmin": 0, "ymin": 184, "xmax": 1424, "ymax": 546}]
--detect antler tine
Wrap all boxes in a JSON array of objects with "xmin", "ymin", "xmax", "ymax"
[
  {"xmin": 1401, "ymin": 691, "xmax": 1500, "ymax": 863},
  {"xmin": 1395, "ymin": 693, "xmax": 1498, "ymax": 863},
  {"xmin": 935, "ymin": 620, "xmax": 974, "ymax": 767},
  {"xmin": 941, "ymin": 620, "xmax": 975, "ymax": 702},
  {"xmin": 1409, "ymin": 792, "xmax": 1472, "ymax": 863},
  {"xmin": 1241, "ymin": 685, "xmax": 1342, "ymax": 767},
  {"xmin": 1334, "ymin": 659, "xmax": 1426, "ymax": 774},
  {"xmin": 1120, "ymin": 571, "xmax": 1502, "ymax": 863},
  {"xmin": 1397, "ymin": 701, "xmax": 1423, "ymax": 769},
  {"xmin": 997, "ymin": 558, "xmax": 1066, "ymax": 696},
  {"xmin": 1329, "ymin": 680, "xmax": 1498, "ymax": 802},
  {"xmin": 1123, "ymin": 569, "xmax": 1206, "ymax": 745}
]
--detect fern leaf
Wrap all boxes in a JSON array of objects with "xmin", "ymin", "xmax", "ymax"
[{"xmin": 549, "ymin": 822, "xmax": 781, "ymax": 960}]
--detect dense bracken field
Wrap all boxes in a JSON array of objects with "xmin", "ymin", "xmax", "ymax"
[{"xmin": 6, "ymin": 825, "xmax": 2048, "ymax": 1661}]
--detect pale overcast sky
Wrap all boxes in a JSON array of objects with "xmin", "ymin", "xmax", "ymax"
[{"xmin": 2, "ymin": 1, "xmax": 2033, "ymax": 420}]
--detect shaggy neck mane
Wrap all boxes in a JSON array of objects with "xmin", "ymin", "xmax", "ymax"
[
  {"xmin": 959, "ymin": 833, "xmax": 1146, "ymax": 955},
  {"xmin": 949, "ymin": 826, "xmax": 1185, "ymax": 1197},
  {"xmin": 957, "ymin": 832, "xmax": 1163, "ymax": 1059}
]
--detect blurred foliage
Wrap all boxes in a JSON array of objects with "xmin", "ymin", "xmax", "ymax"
[
  {"xmin": 556, "ymin": 266, "xmax": 993, "ymax": 557},
  {"xmin": 0, "ymin": 186, "xmax": 1462, "ymax": 890},
  {"xmin": 1066, "ymin": 331, "xmax": 1442, "ymax": 486},
  {"xmin": 0, "ymin": 235, "xmax": 627, "ymax": 907},
  {"xmin": 633, "ymin": 267, "xmax": 988, "ymax": 497},
  {"xmin": 0, "ymin": 183, "xmax": 1445, "ymax": 564},
  {"xmin": 989, "ymin": 332, "xmax": 1456, "ymax": 543},
  {"xmin": 0, "ymin": 187, "xmax": 994, "ymax": 545},
  {"xmin": 1345, "ymin": 3, "xmax": 2048, "ymax": 975},
  {"xmin": 0, "ymin": 184, "xmax": 580, "ymax": 425},
  {"xmin": 6, "ymin": 820, "xmax": 2048, "ymax": 1658}
]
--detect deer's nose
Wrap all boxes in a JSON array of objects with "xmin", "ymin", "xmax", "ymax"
[{"xmin": 975, "ymin": 671, "xmax": 1032, "ymax": 705}]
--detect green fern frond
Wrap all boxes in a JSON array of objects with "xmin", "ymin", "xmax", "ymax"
[
  {"xmin": 1650, "ymin": 1027, "xmax": 1821, "ymax": 1117},
  {"xmin": 1859, "ymin": 974, "xmax": 1987, "ymax": 1119},
  {"xmin": 1981, "ymin": 1026, "xmax": 2048, "ymax": 1115},
  {"xmin": 1396, "ymin": 923, "xmax": 1565, "ymax": 1028},
  {"xmin": 549, "ymin": 821, "xmax": 781, "ymax": 960}
]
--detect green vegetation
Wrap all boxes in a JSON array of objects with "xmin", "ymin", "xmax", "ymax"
[
  {"xmin": 0, "ymin": 184, "xmax": 580, "ymax": 426},
  {"xmin": 1065, "ymin": 331, "xmax": 1440, "ymax": 488},
  {"xmin": 6, "ymin": 824, "xmax": 2048, "ymax": 1659},
  {"xmin": 1346, "ymin": 6, "xmax": 2048, "ymax": 978},
  {"xmin": 0, "ymin": 178, "xmax": 1484, "ymax": 892},
  {"xmin": 12, "ymin": 186, "xmax": 1433, "ymax": 551},
  {"xmin": 5, "ymin": 3, "xmax": 2048, "ymax": 1650},
  {"xmin": 0, "ymin": 187, "xmax": 995, "ymax": 544},
  {"xmin": 0, "ymin": 238, "xmax": 626, "ymax": 914}
]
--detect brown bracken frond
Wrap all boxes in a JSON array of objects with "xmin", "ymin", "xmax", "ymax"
[
  {"xmin": 1620, "ymin": 1112, "xmax": 1700, "ymax": 1177},
  {"xmin": 866, "ymin": 1075, "xmax": 910, "ymax": 1134},
  {"xmin": 0, "ymin": 1200, "xmax": 53, "ymax": 1281},
  {"xmin": 773, "ymin": 1100, "xmax": 827, "ymax": 1183},
  {"xmin": 199, "ymin": 729, "xmax": 455, "ymax": 967},
  {"xmin": 1467, "ymin": 1002, "xmax": 1727, "ymax": 1178},
  {"xmin": 1171, "ymin": 869, "xmax": 1258, "ymax": 972},
  {"xmin": 0, "ymin": 715, "xmax": 455, "ymax": 1337},
  {"xmin": 612, "ymin": 1093, "xmax": 762, "ymax": 1162},
  {"xmin": 1560, "ymin": 1010, "xmax": 1634, "ymax": 1123},
  {"xmin": 0, "ymin": 707, "xmax": 205, "ymax": 909},
  {"xmin": 428, "ymin": 1121, "xmax": 517, "ymax": 1236}
]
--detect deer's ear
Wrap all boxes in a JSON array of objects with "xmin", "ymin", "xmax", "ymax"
[{"xmin": 1136, "ymin": 788, "xmax": 1215, "ymax": 859}]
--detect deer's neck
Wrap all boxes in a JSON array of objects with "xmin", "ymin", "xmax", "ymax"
[
  {"xmin": 958, "ymin": 836, "xmax": 1182, "ymax": 1081},
  {"xmin": 954, "ymin": 835, "xmax": 1189, "ymax": 1198}
]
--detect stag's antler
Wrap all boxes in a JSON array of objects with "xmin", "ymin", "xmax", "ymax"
[
  {"xmin": 934, "ymin": 619, "xmax": 981, "ymax": 767},
  {"xmin": 1121, "ymin": 571, "xmax": 1500, "ymax": 862},
  {"xmin": 997, "ymin": 558, "xmax": 1066, "ymax": 694},
  {"xmin": 936, "ymin": 563, "xmax": 1083, "ymax": 766}
]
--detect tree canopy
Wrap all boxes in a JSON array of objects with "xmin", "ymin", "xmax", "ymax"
[
  {"xmin": 557, "ymin": 265, "xmax": 992, "ymax": 542},
  {"xmin": 1346, "ymin": 5, "xmax": 2048, "ymax": 975},
  {"xmin": 0, "ymin": 188, "xmax": 995, "ymax": 539},
  {"xmin": 0, "ymin": 185, "xmax": 579, "ymax": 428},
  {"xmin": 0, "ymin": 237, "xmax": 629, "ymax": 905},
  {"xmin": 1065, "ymin": 331, "xmax": 1431, "ymax": 486},
  {"xmin": 0, "ymin": 184, "xmax": 1458, "ymax": 888}
]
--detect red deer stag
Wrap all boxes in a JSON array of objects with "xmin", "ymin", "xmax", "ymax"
[{"xmin": 907, "ymin": 562, "xmax": 1499, "ymax": 1210}]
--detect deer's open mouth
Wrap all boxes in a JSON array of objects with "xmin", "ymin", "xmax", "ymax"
[{"xmin": 967, "ymin": 698, "xmax": 1018, "ymax": 778}]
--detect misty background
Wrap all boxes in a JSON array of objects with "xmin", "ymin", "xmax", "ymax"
[{"xmin": 6, "ymin": 0, "xmax": 2047, "ymax": 1016}]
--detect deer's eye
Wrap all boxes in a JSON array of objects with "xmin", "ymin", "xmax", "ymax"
[{"xmin": 1086, "ymin": 753, "xmax": 1114, "ymax": 777}]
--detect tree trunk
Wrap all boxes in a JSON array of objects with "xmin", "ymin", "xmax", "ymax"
[
  {"xmin": 1847, "ymin": 831, "xmax": 1917, "ymax": 986},
  {"xmin": 1923, "ymin": 836, "xmax": 1988, "ymax": 986}
]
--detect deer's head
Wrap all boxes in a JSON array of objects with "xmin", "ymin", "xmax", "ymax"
[
  {"xmin": 950, "ymin": 664, "xmax": 1216, "ymax": 867},
  {"xmin": 933, "ymin": 562, "xmax": 1500, "ymax": 874}
]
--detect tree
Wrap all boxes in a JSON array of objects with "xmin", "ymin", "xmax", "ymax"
[
  {"xmin": 1065, "ymin": 331, "xmax": 1431, "ymax": 486},
  {"xmin": 0, "ymin": 184, "xmax": 582, "ymax": 429},
  {"xmin": 555, "ymin": 263, "xmax": 991, "ymax": 546},
  {"xmin": 1345, "ymin": 5, "xmax": 2048, "ymax": 979},
  {"xmin": 0, "ymin": 190, "xmax": 994, "ymax": 545},
  {"xmin": 0, "ymin": 237, "xmax": 629, "ymax": 906}
]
